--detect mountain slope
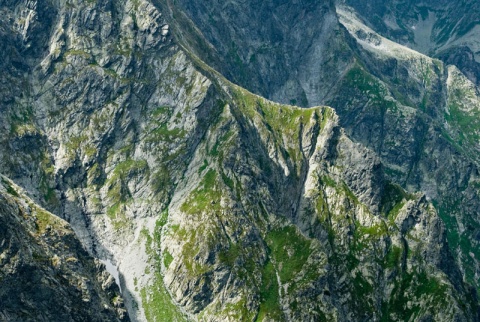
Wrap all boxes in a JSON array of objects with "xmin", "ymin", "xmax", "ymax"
[
  {"xmin": 0, "ymin": 0, "xmax": 479, "ymax": 321},
  {"xmin": 162, "ymin": 0, "xmax": 353, "ymax": 107},
  {"xmin": 341, "ymin": 0, "xmax": 480, "ymax": 85},
  {"xmin": 332, "ymin": 6, "xmax": 480, "ymax": 295},
  {"xmin": 167, "ymin": 0, "xmax": 480, "ymax": 300},
  {"xmin": 0, "ymin": 176, "xmax": 128, "ymax": 321}
]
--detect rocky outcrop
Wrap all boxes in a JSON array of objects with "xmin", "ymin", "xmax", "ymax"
[{"xmin": 0, "ymin": 176, "xmax": 128, "ymax": 321}]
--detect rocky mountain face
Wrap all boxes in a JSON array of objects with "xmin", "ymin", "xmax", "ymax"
[
  {"xmin": 167, "ymin": 0, "xmax": 354, "ymax": 107},
  {"xmin": 0, "ymin": 176, "xmax": 128, "ymax": 321},
  {"xmin": 173, "ymin": 0, "xmax": 480, "ymax": 308},
  {"xmin": 333, "ymin": 6, "xmax": 480, "ymax": 297},
  {"xmin": 1, "ymin": 0, "xmax": 480, "ymax": 321}
]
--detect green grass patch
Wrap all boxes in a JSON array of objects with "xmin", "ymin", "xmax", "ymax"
[
  {"xmin": 163, "ymin": 251, "xmax": 174, "ymax": 269},
  {"xmin": 352, "ymin": 273, "xmax": 374, "ymax": 300},
  {"xmin": 147, "ymin": 125, "xmax": 186, "ymax": 143},
  {"xmin": 65, "ymin": 135, "xmax": 88, "ymax": 157},
  {"xmin": 320, "ymin": 175, "xmax": 336, "ymax": 188},
  {"xmin": 209, "ymin": 130, "xmax": 234, "ymax": 158},
  {"xmin": 256, "ymin": 261, "xmax": 284, "ymax": 321},
  {"xmin": 198, "ymin": 159, "xmax": 208, "ymax": 174},
  {"xmin": 383, "ymin": 245, "xmax": 402, "ymax": 269},
  {"xmin": 158, "ymin": 209, "xmax": 169, "ymax": 227},
  {"xmin": 108, "ymin": 159, "xmax": 149, "ymax": 184},
  {"xmin": 140, "ymin": 272, "xmax": 187, "ymax": 322},
  {"xmin": 152, "ymin": 105, "xmax": 171, "ymax": 117},
  {"xmin": 215, "ymin": 296, "xmax": 255, "ymax": 321},
  {"xmin": 180, "ymin": 169, "xmax": 221, "ymax": 215},
  {"xmin": 218, "ymin": 242, "xmax": 241, "ymax": 267},
  {"xmin": 64, "ymin": 49, "xmax": 91, "ymax": 59},
  {"xmin": 2, "ymin": 178, "xmax": 19, "ymax": 197},
  {"xmin": 34, "ymin": 208, "xmax": 65, "ymax": 234},
  {"xmin": 106, "ymin": 202, "xmax": 130, "ymax": 230},
  {"xmin": 266, "ymin": 226, "xmax": 312, "ymax": 283},
  {"xmin": 221, "ymin": 172, "xmax": 234, "ymax": 190},
  {"xmin": 356, "ymin": 223, "xmax": 388, "ymax": 237},
  {"xmin": 380, "ymin": 182, "xmax": 412, "ymax": 217}
]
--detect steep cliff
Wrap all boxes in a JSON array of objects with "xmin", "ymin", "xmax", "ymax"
[
  {"xmin": 162, "ymin": 0, "xmax": 354, "ymax": 107},
  {"xmin": 0, "ymin": 176, "xmax": 128, "ymax": 321}
]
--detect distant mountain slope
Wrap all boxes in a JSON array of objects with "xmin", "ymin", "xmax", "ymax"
[
  {"xmin": 341, "ymin": 0, "xmax": 480, "ymax": 85},
  {"xmin": 162, "ymin": 0, "xmax": 353, "ymax": 107}
]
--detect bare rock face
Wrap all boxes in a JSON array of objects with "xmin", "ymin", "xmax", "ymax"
[
  {"xmin": 0, "ymin": 0, "xmax": 479, "ymax": 322},
  {"xmin": 165, "ymin": 0, "xmax": 353, "ymax": 107},
  {"xmin": 0, "ymin": 177, "xmax": 128, "ymax": 321}
]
